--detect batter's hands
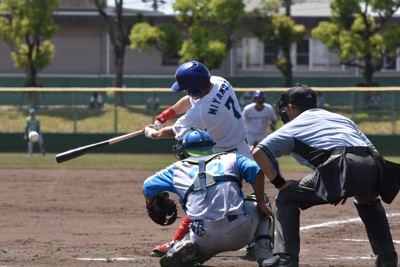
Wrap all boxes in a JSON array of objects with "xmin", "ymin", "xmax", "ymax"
[
  {"xmin": 143, "ymin": 125, "xmax": 157, "ymax": 139},
  {"xmin": 153, "ymin": 120, "xmax": 167, "ymax": 130}
]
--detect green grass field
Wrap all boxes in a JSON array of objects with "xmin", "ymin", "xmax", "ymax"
[{"xmin": 1, "ymin": 153, "xmax": 399, "ymax": 171}]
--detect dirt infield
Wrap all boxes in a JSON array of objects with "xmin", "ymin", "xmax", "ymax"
[{"xmin": 0, "ymin": 168, "xmax": 399, "ymax": 267}]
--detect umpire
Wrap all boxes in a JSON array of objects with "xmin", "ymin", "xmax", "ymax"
[{"xmin": 252, "ymin": 84, "xmax": 398, "ymax": 267}]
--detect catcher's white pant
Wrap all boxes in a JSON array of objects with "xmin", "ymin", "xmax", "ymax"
[{"xmin": 189, "ymin": 200, "xmax": 273, "ymax": 263}]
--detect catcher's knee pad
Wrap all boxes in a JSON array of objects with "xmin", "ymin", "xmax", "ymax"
[{"xmin": 244, "ymin": 192, "xmax": 272, "ymax": 209}]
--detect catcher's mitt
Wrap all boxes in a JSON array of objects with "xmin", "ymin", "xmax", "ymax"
[{"xmin": 146, "ymin": 192, "xmax": 178, "ymax": 226}]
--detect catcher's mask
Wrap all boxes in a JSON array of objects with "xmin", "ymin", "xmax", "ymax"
[
  {"xmin": 274, "ymin": 83, "xmax": 317, "ymax": 124},
  {"xmin": 172, "ymin": 129, "xmax": 216, "ymax": 160},
  {"xmin": 171, "ymin": 61, "xmax": 211, "ymax": 97}
]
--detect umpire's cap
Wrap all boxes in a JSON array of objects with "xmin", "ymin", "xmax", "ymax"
[{"xmin": 280, "ymin": 84, "xmax": 317, "ymax": 109}]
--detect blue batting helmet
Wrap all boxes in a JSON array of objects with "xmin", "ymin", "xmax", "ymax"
[
  {"xmin": 172, "ymin": 129, "xmax": 216, "ymax": 160},
  {"xmin": 171, "ymin": 61, "xmax": 211, "ymax": 97},
  {"xmin": 252, "ymin": 90, "xmax": 265, "ymax": 99},
  {"xmin": 29, "ymin": 108, "xmax": 36, "ymax": 114}
]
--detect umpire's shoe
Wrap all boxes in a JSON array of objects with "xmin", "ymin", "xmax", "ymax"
[
  {"xmin": 159, "ymin": 239, "xmax": 197, "ymax": 267},
  {"xmin": 375, "ymin": 251, "xmax": 398, "ymax": 267}
]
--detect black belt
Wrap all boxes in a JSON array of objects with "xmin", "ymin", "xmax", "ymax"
[{"xmin": 331, "ymin": 146, "xmax": 371, "ymax": 156}]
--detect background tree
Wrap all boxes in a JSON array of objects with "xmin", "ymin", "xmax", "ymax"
[
  {"xmin": 173, "ymin": 0, "xmax": 244, "ymax": 69},
  {"xmin": 249, "ymin": 0, "xmax": 306, "ymax": 87},
  {"xmin": 312, "ymin": 0, "xmax": 400, "ymax": 87},
  {"xmin": 91, "ymin": 0, "xmax": 141, "ymax": 106},
  {"xmin": 129, "ymin": 22, "xmax": 183, "ymax": 60},
  {"xmin": 0, "ymin": 0, "xmax": 59, "ymax": 89}
]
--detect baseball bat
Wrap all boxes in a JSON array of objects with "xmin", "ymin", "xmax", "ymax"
[{"xmin": 56, "ymin": 130, "xmax": 143, "ymax": 163}]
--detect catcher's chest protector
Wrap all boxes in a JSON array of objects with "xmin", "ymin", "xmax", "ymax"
[{"xmin": 180, "ymin": 153, "xmax": 241, "ymax": 210}]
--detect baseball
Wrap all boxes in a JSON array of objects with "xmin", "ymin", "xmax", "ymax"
[{"xmin": 28, "ymin": 131, "xmax": 39, "ymax": 143}]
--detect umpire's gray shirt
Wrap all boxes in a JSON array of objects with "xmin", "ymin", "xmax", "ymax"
[{"xmin": 257, "ymin": 108, "xmax": 374, "ymax": 170}]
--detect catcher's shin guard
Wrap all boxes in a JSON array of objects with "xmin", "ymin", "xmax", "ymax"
[{"xmin": 245, "ymin": 192, "xmax": 275, "ymax": 251}]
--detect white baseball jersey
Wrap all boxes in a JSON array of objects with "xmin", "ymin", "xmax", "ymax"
[
  {"xmin": 172, "ymin": 76, "xmax": 251, "ymax": 158},
  {"xmin": 242, "ymin": 103, "xmax": 277, "ymax": 146}
]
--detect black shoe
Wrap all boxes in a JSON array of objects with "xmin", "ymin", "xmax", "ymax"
[
  {"xmin": 274, "ymin": 253, "xmax": 299, "ymax": 267},
  {"xmin": 375, "ymin": 251, "xmax": 398, "ymax": 267}
]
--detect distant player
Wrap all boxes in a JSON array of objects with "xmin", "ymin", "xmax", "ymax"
[
  {"xmin": 243, "ymin": 90, "xmax": 279, "ymax": 173},
  {"xmin": 24, "ymin": 108, "xmax": 46, "ymax": 157},
  {"xmin": 242, "ymin": 90, "xmax": 277, "ymax": 148}
]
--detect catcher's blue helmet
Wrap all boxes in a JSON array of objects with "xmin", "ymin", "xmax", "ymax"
[
  {"xmin": 173, "ymin": 129, "xmax": 216, "ymax": 159},
  {"xmin": 171, "ymin": 61, "xmax": 211, "ymax": 97},
  {"xmin": 252, "ymin": 90, "xmax": 265, "ymax": 99}
]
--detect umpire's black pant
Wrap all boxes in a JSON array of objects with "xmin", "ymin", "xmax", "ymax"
[{"xmin": 273, "ymin": 147, "xmax": 396, "ymax": 259}]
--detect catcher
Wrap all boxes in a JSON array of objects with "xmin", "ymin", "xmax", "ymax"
[{"xmin": 142, "ymin": 129, "xmax": 279, "ymax": 267}]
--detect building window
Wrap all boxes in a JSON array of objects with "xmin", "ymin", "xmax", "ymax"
[
  {"xmin": 264, "ymin": 43, "xmax": 275, "ymax": 65},
  {"xmin": 310, "ymin": 39, "xmax": 342, "ymax": 70},
  {"xmin": 382, "ymin": 50, "xmax": 398, "ymax": 71},
  {"xmin": 296, "ymin": 39, "xmax": 309, "ymax": 66},
  {"xmin": 242, "ymin": 38, "xmax": 263, "ymax": 70}
]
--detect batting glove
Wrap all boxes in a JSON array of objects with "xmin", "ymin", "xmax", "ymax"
[
  {"xmin": 153, "ymin": 120, "xmax": 167, "ymax": 130},
  {"xmin": 143, "ymin": 126, "xmax": 157, "ymax": 139}
]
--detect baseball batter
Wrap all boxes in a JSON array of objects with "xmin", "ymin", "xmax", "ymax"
[
  {"xmin": 143, "ymin": 129, "xmax": 279, "ymax": 267},
  {"xmin": 252, "ymin": 84, "xmax": 398, "ymax": 267},
  {"xmin": 242, "ymin": 90, "xmax": 277, "ymax": 147},
  {"xmin": 144, "ymin": 61, "xmax": 251, "ymax": 159}
]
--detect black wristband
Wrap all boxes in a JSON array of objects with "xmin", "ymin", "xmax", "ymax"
[{"xmin": 271, "ymin": 173, "xmax": 286, "ymax": 189}]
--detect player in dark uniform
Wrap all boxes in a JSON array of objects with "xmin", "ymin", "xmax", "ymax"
[{"xmin": 252, "ymin": 84, "xmax": 398, "ymax": 267}]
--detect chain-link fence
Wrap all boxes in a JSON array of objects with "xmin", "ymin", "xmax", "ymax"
[{"xmin": 0, "ymin": 87, "xmax": 399, "ymax": 135}]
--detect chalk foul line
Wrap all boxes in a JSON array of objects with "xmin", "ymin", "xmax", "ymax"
[{"xmin": 300, "ymin": 212, "xmax": 400, "ymax": 231}]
